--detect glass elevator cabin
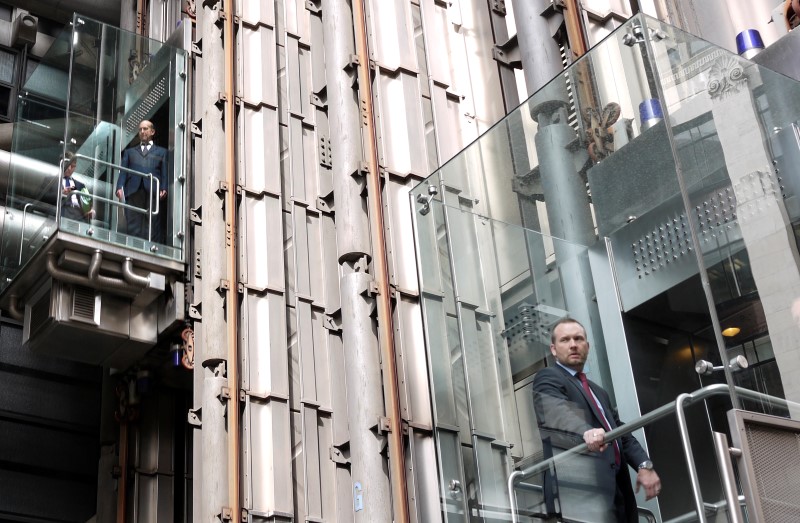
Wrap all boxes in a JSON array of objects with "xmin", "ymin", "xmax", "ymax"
[
  {"xmin": 411, "ymin": 14, "xmax": 800, "ymax": 523},
  {"xmin": 0, "ymin": 15, "xmax": 188, "ymax": 368}
]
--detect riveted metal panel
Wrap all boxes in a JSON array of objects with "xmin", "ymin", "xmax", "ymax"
[
  {"xmin": 473, "ymin": 434, "xmax": 512, "ymax": 514},
  {"xmin": 431, "ymin": 85, "xmax": 466, "ymax": 166},
  {"xmin": 305, "ymin": 209, "xmax": 325, "ymax": 304},
  {"xmin": 241, "ymin": 26, "xmax": 279, "ymax": 108},
  {"xmin": 242, "ymin": 0, "xmax": 277, "ymax": 28},
  {"xmin": 302, "ymin": 406, "xmax": 324, "ymax": 519},
  {"xmin": 385, "ymin": 179, "xmax": 423, "ymax": 293},
  {"xmin": 285, "ymin": 37, "xmax": 305, "ymax": 120},
  {"xmin": 421, "ymin": 296, "xmax": 459, "ymax": 427},
  {"xmin": 445, "ymin": 207, "xmax": 485, "ymax": 309},
  {"xmin": 374, "ymin": 71, "xmax": 428, "ymax": 178},
  {"xmin": 288, "ymin": 304, "xmax": 301, "ymax": 411},
  {"xmin": 247, "ymin": 399, "xmax": 294, "ymax": 516},
  {"xmin": 310, "ymin": 306, "xmax": 332, "ymax": 408},
  {"xmin": 292, "ymin": 205, "xmax": 311, "ymax": 296},
  {"xmin": 308, "ymin": 9, "xmax": 327, "ymax": 97},
  {"xmin": 317, "ymin": 414, "xmax": 337, "ymax": 520},
  {"xmin": 277, "ymin": 40, "xmax": 289, "ymax": 126},
  {"xmin": 242, "ymin": 291, "xmax": 289, "ymax": 396},
  {"xmin": 283, "ymin": 208, "xmax": 297, "ymax": 306},
  {"xmin": 395, "ymin": 295, "xmax": 432, "ymax": 426},
  {"xmin": 327, "ymin": 330, "xmax": 349, "ymax": 447},
  {"xmin": 242, "ymin": 106, "xmax": 281, "ymax": 195},
  {"xmin": 291, "ymin": 409, "xmax": 307, "ymax": 521},
  {"xmin": 284, "ymin": 0, "xmax": 311, "ymax": 44},
  {"xmin": 420, "ymin": 0, "xmax": 455, "ymax": 88},
  {"xmin": 408, "ymin": 428, "xmax": 440, "ymax": 522},
  {"xmin": 288, "ymin": 116, "xmax": 309, "ymax": 204},
  {"xmin": 459, "ymin": 0, "xmax": 507, "ymax": 133},
  {"xmin": 368, "ymin": 0, "xmax": 416, "ymax": 72},
  {"xmin": 296, "ymin": 298, "xmax": 316, "ymax": 399},
  {"xmin": 242, "ymin": 194, "xmax": 285, "ymax": 291},
  {"xmin": 459, "ymin": 306, "xmax": 502, "ymax": 434},
  {"xmin": 320, "ymin": 213, "xmax": 341, "ymax": 312}
]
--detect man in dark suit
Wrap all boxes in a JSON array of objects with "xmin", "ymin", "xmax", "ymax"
[
  {"xmin": 532, "ymin": 317, "xmax": 661, "ymax": 522},
  {"xmin": 116, "ymin": 120, "xmax": 168, "ymax": 242},
  {"xmin": 39, "ymin": 153, "xmax": 95, "ymax": 222}
]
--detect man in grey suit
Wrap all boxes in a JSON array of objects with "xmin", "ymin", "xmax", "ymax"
[
  {"xmin": 116, "ymin": 120, "xmax": 168, "ymax": 243},
  {"xmin": 532, "ymin": 317, "xmax": 661, "ymax": 522}
]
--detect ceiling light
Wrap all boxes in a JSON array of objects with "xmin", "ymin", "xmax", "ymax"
[{"xmin": 721, "ymin": 327, "xmax": 741, "ymax": 337}]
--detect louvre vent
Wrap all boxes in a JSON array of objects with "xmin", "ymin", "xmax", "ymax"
[{"xmin": 71, "ymin": 286, "xmax": 98, "ymax": 325}]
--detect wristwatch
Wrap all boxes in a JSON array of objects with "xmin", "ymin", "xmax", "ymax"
[{"xmin": 638, "ymin": 460, "xmax": 654, "ymax": 471}]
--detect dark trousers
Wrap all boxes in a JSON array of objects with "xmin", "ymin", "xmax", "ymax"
[
  {"xmin": 125, "ymin": 189, "xmax": 161, "ymax": 243},
  {"xmin": 61, "ymin": 203, "xmax": 86, "ymax": 222}
]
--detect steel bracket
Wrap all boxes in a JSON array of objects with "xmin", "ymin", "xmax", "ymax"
[
  {"xmin": 330, "ymin": 446, "xmax": 351, "ymax": 466},
  {"xmin": 188, "ymin": 407, "xmax": 202, "ymax": 427}
]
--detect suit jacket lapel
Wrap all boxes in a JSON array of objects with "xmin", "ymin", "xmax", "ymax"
[{"xmin": 559, "ymin": 366, "xmax": 610, "ymax": 427}]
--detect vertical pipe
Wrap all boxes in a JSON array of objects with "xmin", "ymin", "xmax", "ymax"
[
  {"xmin": 340, "ymin": 272, "xmax": 393, "ymax": 521},
  {"xmin": 351, "ymin": 0, "xmax": 409, "ymax": 520},
  {"xmin": 197, "ymin": 0, "xmax": 232, "ymax": 519},
  {"xmin": 676, "ymin": 393, "xmax": 708, "ymax": 523},
  {"xmin": 509, "ymin": 0, "xmax": 568, "ymax": 96},
  {"xmin": 222, "ymin": 0, "xmax": 240, "ymax": 517},
  {"xmin": 712, "ymin": 431, "xmax": 745, "ymax": 523},
  {"xmin": 321, "ymin": 0, "xmax": 370, "ymax": 261},
  {"xmin": 562, "ymin": 0, "xmax": 589, "ymax": 57}
]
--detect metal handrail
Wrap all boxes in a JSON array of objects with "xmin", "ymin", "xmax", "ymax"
[
  {"xmin": 74, "ymin": 153, "xmax": 160, "ymax": 216},
  {"xmin": 74, "ymin": 153, "xmax": 161, "ymax": 241},
  {"xmin": 507, "ymin": 384, "xmax": 796, "ymax": 523}
]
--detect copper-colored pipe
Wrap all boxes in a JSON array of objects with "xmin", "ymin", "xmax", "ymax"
[
  {"xmin": 351, "ymin": 0, "xmax": 409, "ymax": 521},
  {"xmin": 222, "ymin": 0, "xmax": 241, "ymax": 518},
  {"xmin": 562, "ymin": 0, "xmax": 589, "ymax": 58}
]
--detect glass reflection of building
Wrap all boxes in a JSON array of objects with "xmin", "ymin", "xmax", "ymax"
[{"xmin": 411, "ymin": 13, "xmax": 800, "ymax": 522}]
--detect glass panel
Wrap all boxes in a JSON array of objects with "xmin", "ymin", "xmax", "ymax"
[
  {"xmin": 0, "ymin": 15, "xmax": 188, "ymax": 291},
  {"xmin": 412, "ymin": 13, "xmax": 800, "ymax": 522},
  {"xmin": 643, "ymin": 16, "xmax": 800, "ymax": 417}
]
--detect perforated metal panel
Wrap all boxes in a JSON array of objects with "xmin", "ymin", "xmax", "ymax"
[{"xmin": 728, "ymin": 409, "xmax": 800, "ymax": 522}]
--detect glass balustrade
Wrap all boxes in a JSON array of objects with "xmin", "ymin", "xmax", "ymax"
[
  {"xmin": 0, "ymin": 15, "xmax": 188, "ymax": 292},
  {"xmin": 412, "ymin": 12, "xmax": 800, "ymax": 522}
]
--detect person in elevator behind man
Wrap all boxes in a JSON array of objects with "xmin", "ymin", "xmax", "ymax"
[
  {"xmin": 532, "ymin": 317, "xmax": 661, "ymax": 523},
  {"xmin": 40, "ymin": 153, "xmax": 95, "ymax": 222},
  {"xmin": 116, "ymin": 120, "xmax": 167, "ymax": 243}
]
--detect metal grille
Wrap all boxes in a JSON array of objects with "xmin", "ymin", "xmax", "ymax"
[
  {"xmin": 71, "ymin": 285, "xmax": 98, "ymax": 325},
  {"xmin": 744, "ymin": 423, "xmax": 800, "ymax": 521}
]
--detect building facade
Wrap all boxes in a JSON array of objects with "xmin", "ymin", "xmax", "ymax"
[{"xmin": 0, "ymin": 0, "xmax": 798, "ymax": 522}]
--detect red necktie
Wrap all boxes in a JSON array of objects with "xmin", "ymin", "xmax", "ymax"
[{"xmin": 578, "ymin": 372, "xmax": 620, "ymax": 466}]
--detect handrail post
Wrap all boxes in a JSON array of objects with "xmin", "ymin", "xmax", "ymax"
[
  {"xmin": 712, "ymin": 431, "xmax": 745, "ymax": 523},
  {"xmin": 676, "ymin": 393, "xmax": 707, "ymax": 523},
  {"xmin": 508, "ymin": 470, "xmax": 523, "ymax": 523}
]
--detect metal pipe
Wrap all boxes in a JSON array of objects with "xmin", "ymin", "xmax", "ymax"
[
  {"xmin": 122, "ymin": 258, "xmax": 150, "ymax": 287},
  {"xmin": 46, "ymin": 251, "xmax": 149, "ymax": 292},
  {"xmin": 222, "ymin": 0, "xmax": 240, "ymax": 516},
  {"xmin": 712, "ymin": 431, "xmax": 745, "ymax": 523},
  {"xmin": 351, "ymin": 0, "xmax": 409, "ymax": 520},
  {"xmin": 676, "ymin": 393, "xmax": 707, "ymax": 523},
  {"xmin": 562, "ymin": 0, "xmax": 589, "ymax": 57},
  {"xmin": 7, "ymin": 294, "xmax": 23, "ymax": 321}
]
